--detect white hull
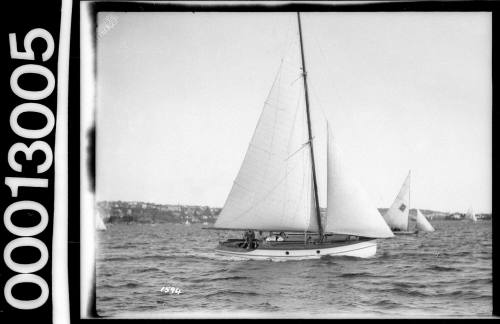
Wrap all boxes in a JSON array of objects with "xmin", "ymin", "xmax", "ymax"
[{"xmin": 215, "ymin": 239, "xmax": 377, "ymax": 261}]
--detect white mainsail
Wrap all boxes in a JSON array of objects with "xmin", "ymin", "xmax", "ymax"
[
  {"xmin": 96, "ymin": 211, "xmax": 107, "ymax": 231},
  {"xmin": 325, "ymin": 127, "xmax": 394, "ymax": 238},
  {"xmin": 415, "ymin": 209, "xmax": 435, "ymax": 232},
  {"xmin": 383, "ymin": 171, "xmax": 411, "ymax": 231},
  {"xmin": 215, "ymin": 39, "xmax": 318, "ymax": 232},
  {"xmin": 465, "ymin": 207, "xmax": 477, "ymax": 222}
]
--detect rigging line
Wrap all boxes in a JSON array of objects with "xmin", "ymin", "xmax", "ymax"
[
  {"xmin": 285, "ymin": 150, "xmax": 309, "ymax": 229},
  {"xmin": 306, "ymin": 48, "xmax": 332, "ymax": 125},
  {"xmin": 265, "ymin": 87, "xmax": 281, "ymax": 189},
  {"xmin": 248, "ymin": 143, "xmax": 274, "ymax": 156},
  {"xmin": 232, "ymin": 180, "xmax": 252, "ymax": 193},
  {"xmin": 285, "ymin": 138, "xmax": 314, "ymax": 161},
  {"xmin": 217, "ymin": 60, "xmax": 284, "ymax": 213},
  {"xmin": 247, "ymin": 60, "xmax": 284, "ymax": 149},
  {"xmin": 310, "ymin": 29, "xmax": 346, "ymax": 109},
  {"xmin": 264, "ymin": 100, "xmax": 296, "ymax": 112},
  {"xmin": 290, "ymin": 74, "xmax": 303, "ymax": 86},
  {"xmin": 282, "ymin": 14, "xmax": 296, "ymax": 60},
  {"xmin": 281, "ymin": 87, "xmax": 306, "ymax": 226},
  {"xmin": 277, "ymin": 17, "xmax": 299, "ymax": 75},
  {"xmin": 285, "ymin": 84, "xmax": 303, "ymax": 158},
  {"xmin": 308, "ymin": 80, "xmax": 329, "ymax": 122},
  {"xmin": 258, "ymin": 42, "xmax": 302, "ymax": 209},
  {"xmin": 308, "ymin": 168, "xmax": 316, "ymax": 231},
  {"xmin": 299, "ymin": 151, "xmax": 314, "ymax": 231},
  {"xmin": 282, "ymin": 134, "xmax": 309, "ymax": 227}
]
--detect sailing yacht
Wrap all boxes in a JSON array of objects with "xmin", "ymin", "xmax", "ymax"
[
  {"xmin": 96, "ymin": 210, "xmax": 107, "ymax": 231},
  {"xmin": 383, "ymin": 171, "xmax": 418, "ymax": 235},
  {"xmin": 383, "ymin": 171, "xmax": 436, "ymax": 234},
  {"xmin": 465, "ymin": 207, "xmax": 477, "ymax": 222},
  {"xmin": 207, "ymin": 13, "xmax": 393, "ymax": 260}
]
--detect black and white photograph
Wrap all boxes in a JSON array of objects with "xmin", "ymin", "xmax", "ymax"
[{"xmin": 82, "ymin": 1, "xmax": 493, "ymax": 319}]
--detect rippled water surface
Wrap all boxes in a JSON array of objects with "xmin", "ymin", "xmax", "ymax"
[{"xmin": 96, "ymin": 220, "xmax": 492, "ymax": 318}]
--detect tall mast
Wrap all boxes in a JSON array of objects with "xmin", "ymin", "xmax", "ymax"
[{"xmin": 297, "ymin": 12, "xmax": 324, "ymax": 240}]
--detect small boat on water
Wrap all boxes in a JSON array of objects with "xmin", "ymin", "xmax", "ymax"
[
  {"xmin": 383, "ymin": 171, "xmax": 418, "ymax": 235},
  {"xmin": 206, "ymin": 13, "xmax": 394, "ymax": 261},
  {"xmin": 96, "ymin": 211, "xmax": 107, "ymax": 231},
  {"xmin": 465, "ymin": 207, "xmax": 477, "ymax": 222},
  {"xmin": 383, "ymin": 171, "xmax": 435, "ymax": 235}
]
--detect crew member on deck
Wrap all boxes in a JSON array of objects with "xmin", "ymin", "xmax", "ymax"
[
  {"xmin": 243, "ymin": 230, "xmax": 255, "ymax": 249},
  {"xmin": 250, "ymin": 230, "xmax": 256, "ymax": 248},
  {"xmin": 242, "ymin": 230, "xmax": 250, "ymax": 248},
  {"xmin": 265, "ymin": 232, "xmax": 286, "ymax": 242}
]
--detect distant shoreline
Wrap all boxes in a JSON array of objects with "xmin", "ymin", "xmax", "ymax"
[{"xmin": 96, "ymin": 200, "xmax": 492, "ymax": 224}]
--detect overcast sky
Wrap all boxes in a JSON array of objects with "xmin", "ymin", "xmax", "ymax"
[{"xmin": 96, "ymin": 11, "xmax": 491, "ymax": 213}]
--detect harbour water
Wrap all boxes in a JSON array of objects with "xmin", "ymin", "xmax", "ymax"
[{"xmin": 96, "ymin": 219, "xmax": 492, "ymax": 318}]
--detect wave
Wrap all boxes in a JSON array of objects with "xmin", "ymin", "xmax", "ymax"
[
  {"xmin": 98, "ymin": 282, "xmax": 141, "ymax": 289},
  {"xmin": 256, "ymin": 302, "xmax": 281, "ymax": 311},
  {"xmin": 383, "ymin": 286, "xmax": 489, "ymax": 299},
  {"xmin": 339, "ymin": 272, "xmax": 379, "ymax": 278},
  {"xmin": 379, "ymin": 286, "xmax": 431, "ymax": 298},
  {"xmin": 441, "ymin": 251, "xmax": 471, "ymax": 257},
  {"xmin": 393, "ymin": 282, "xmax": 428, "ymax": 289},
  {"xmin": 103, "ymin": 254, "xmax": 191, "ymax": 262},
  {"xmin": 466, "ymin": 278, "xmax": 492, "ymax": 285},
  {"xmin": 427, "ymin": 265, "xmax": 462, "ymax": 272},
  {"xmin": 378, "ymin": 251, "xmax": 391, "ymax": 258},
  {"xmin": 434, "ymin": 289, "xmax": 491, "ymax": 299},
  {"xmin": 204, "ymin": 290, "xmax": 260, "ymax": 298},
  {"xmin": 102, "ymin": 256, "xmax": 129, "ymax": 262},
  {"xmin": 107, "ymin": 245, "xmax": 135, "ymax": 250},
  {"xmin": 373, "ymin": 299, "xmax": 401, "ymax": 307},
  {"xmin": 133, "ymin": 267, "xmax": 162, "ymax": 273},
  {"xmin": 134, "ymin": 305, "xmax": 156, "ymax": 310},
  {"xmin": 191, "ymin": 276, "xmax": 249, "ymax": 283},
  {"xmin": 320, "ymin": 255, "xmax": 365, "ymax": 263}
]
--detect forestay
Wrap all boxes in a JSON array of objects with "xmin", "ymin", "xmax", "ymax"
[
  {"xmin": 325, "ymin": 126, "xmax": 394, "ymax": 238},
  {"xmin": 214, "ymin": 39, "xmax": 319, "ymax": 232},
  {"xmin": 383, "ymin": 171, "xmax": 411, "ymax": 231}
]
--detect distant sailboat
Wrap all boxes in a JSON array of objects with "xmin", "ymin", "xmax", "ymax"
[
  {"xmin": 465, "ymin": 207, "xmax": 477, "ymax": 222},
  {"xmin": 206, "ymin": 13, "xmax": 393, "ymax": 260},
  {"xmin": 383, "ymin": 171, "xmax": 417, "ymax": 235},
  {"xmin": 96, "ymin": 211, "xmax": 107, "ymax": 231},
  {"xmin": 415, "ymin": 209, "xmax": 435, "ymax": 232}
]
